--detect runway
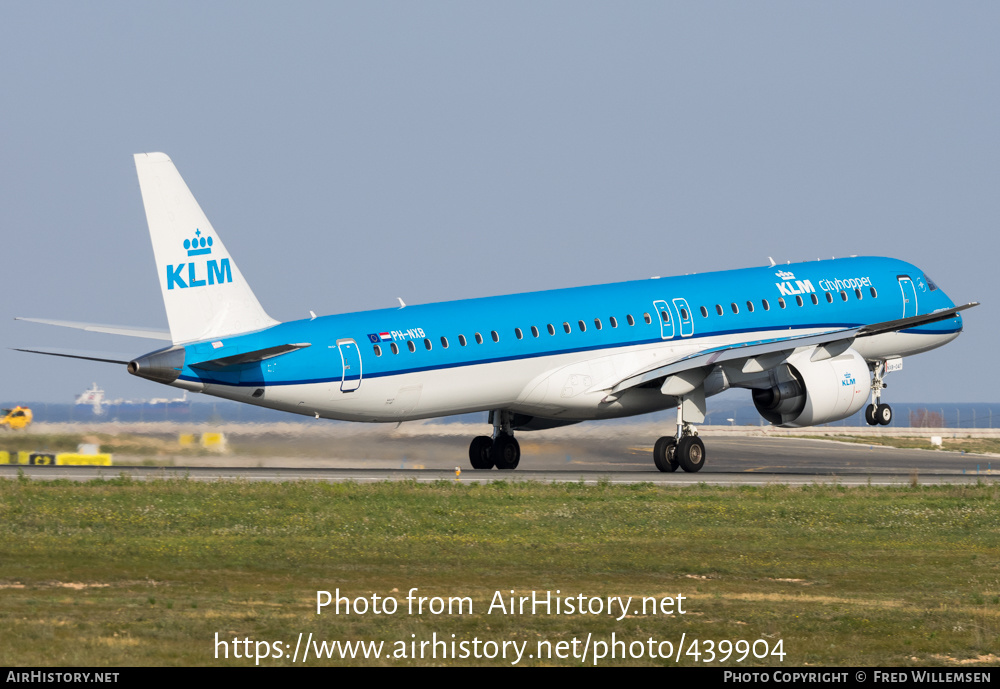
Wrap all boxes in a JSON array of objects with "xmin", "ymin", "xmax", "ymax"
[{"xmin": 4, "ymin": 435, "xmax": 996, "ymax": 485}]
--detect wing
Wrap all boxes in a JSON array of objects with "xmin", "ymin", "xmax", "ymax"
[{"xmin": 597, "ymin": 302, "xmax": 978, "ymax": 397}]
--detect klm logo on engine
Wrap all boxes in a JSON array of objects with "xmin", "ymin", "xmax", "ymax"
[
  {"xmin": 842, "ymin": 371, "xmax": 856, "ymax": 387},
  {"xmin": 166, "ymin": 229, "xmax": 232, "ymax": 290},
  {"xmin": 774, "ymin": 270, "xmax": 814, "ymax": 297}
]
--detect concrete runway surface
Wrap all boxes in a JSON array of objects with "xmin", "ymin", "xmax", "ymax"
[{"xmin": 3, "ymin": 423, "xmax": 997, "ymax": 485}]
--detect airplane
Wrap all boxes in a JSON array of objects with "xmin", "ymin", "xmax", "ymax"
[{"xmin": 15, "ymin": 153, "xmax": 977, "ymax": 472}]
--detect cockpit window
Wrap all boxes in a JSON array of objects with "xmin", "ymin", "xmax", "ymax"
[{"xmin": 923, "ymin": 274, "xmax": 938, "ymax": 291}]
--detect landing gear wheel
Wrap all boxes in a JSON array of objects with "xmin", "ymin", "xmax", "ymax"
[
  {"xmin": 492, "ymin": 435, "xmax": 521, "ymax": 470},
  {"xmin": 676, "ymin": 436, "xmax": 706, "ymax": 473},
  {"xmin": 876, "ymin": 404, "xmax": 892, "ymax": 426},
  {"xmin": 469, "ymin": 435, "xmax": 494, "ymax": 469},
  {"xmin": 653, "ymin": 436, "xmax": 678, "ymax": 472},
  {"xmin": 865, "ymin": 404, "xmax": 878, "ymax": 426}
]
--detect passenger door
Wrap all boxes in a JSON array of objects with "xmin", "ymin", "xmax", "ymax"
[
  {"xmin": 897, "ymin": 276, "xmax": 917, "ymax": 319},
  {"xmin": 337, "ymin": 338, "xmax": 362, "ymax": 392}
]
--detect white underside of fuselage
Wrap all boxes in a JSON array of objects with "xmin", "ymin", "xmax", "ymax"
[{"xmin": 180, "ymin": 328, "xmax": 959, "ymax": 424}]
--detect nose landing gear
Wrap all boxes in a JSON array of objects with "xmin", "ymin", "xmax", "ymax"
[{"xmin": 865, "ymin": 360, "xmax": 893, "ymax": 426}]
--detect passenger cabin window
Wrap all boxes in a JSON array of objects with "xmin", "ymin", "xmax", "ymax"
[
  {"xmin": 626, "ymin": 314, "xmax": 635, "ymax": 326},
  {"xmin": 700, "ymin": 306, "xmax": 708, "ymax": 317},
  {"xmin": 825, "ymin": 292, "xmax": 833, "ymax": 303},
  {"xmin": 594, "ymin": 318, "xmax": 602, "ymax": 330},
  {"xmin": 840, "ymin": 290, "xmax": 848, "ymax": 301},
  {"xmin": 424, "ymin": 338, "xmax": 432, "ymax": 350},
  {"xmin": 731, "ymin": 302, "xmax": 739, "ymax": 314},
  {"xmin": 563, "ymin": 322, "xmax": 571, "ymax": 334},
  {"xmin": 660, "ymin": 310, "xmax": 670, "ymax": 323},
  {"xmin": 458, "ymin": 335, "xmax": 467, "ymax": 346},
  {"xmin": 491, "ymin": 330, "xmax": 499, "ymax": 342},
  {"xmin": 643, "ymin": 313, "xmax": 652, "ymax": 324},
  {"xmin": 855, "ymin": 288, "xmax": 863, "ymax": 299},
  {"xmin": 870, "ymin": 287, "xmax": 878, "ymax": 298},
  {"xmin": 475, "ymin": 332, "xmax": 484, "ymax": 344},
  {"xmin": 515, "ymin": 328, "xmax": 523, "ymax": 339},
  {"xmin": 716, "ymin": 304, "xmax": 723, "ymax": 316},
  {"xmin": 578, "ymin": 320, "xmax": 586, "ymax": 332},
  {"xmin": 762, "ymin": 299, "xmax": 770, "ymax": 311},
  {"xmin": 407, "ymin": 340, "xmax": 416, "ymax": 352},
  {"xmin": 745, "ymin": 301, "xmax": 754, "ymax": 313},
  {"xmin": 547, "ymin": 324, "xmax": 556, "ymax": 335},
  {"xmin": 373, "ymin": 345, "xmax": 382, "ymax": 356},
  {"xmin": 778, "ymin": 298, "xmax": 786, "ymax": 309},
  {"xmin": 531, "ymin": 325, "xmax": 539, "ymax": 337},
  {"xmin": 795, "ymin": 295, "xmax": 803, "ymax": 307},
  {"xmin": 810, "ymin": 293, "xmax": 818, "ymax": 305},
  {"xmin": 680, "ymin": 308, "xmax": 688, "ymax": 320},
  {"xmin": 441, "ymin": 336, "xmax": 449, "ymax": 348},
  {"xmin": 610, "ymin": 316, "xmax": 618, "ymax": 328},
  {"xmin": 390, "ymin": 342, "xmax": 399, "ymax": 354}
]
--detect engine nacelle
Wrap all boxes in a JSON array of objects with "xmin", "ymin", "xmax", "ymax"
[{"xmin": 752, "ymin": 348, "xmax": 870, "ymax": 428}]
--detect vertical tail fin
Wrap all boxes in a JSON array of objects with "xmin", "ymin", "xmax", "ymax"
[{"xmin": 134, "ymin": 153, "xmax": 279, "ymax": 344}]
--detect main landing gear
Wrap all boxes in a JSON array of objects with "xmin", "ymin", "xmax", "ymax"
[
  {"xmin": 864, "ymin": 360, "xmax": 892, "ymax": 426},
  {"xmin": 652, "ymin": 399, "xmax": 705, "ymax": 473},
  {"xmin": 469, "ymin": 410, "xmax": 521, "ymax": 470}
]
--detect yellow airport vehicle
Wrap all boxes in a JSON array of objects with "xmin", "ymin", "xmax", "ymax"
[{"xmin": 0, "ymin": 406, "xmax": 32, "ymax": 430}]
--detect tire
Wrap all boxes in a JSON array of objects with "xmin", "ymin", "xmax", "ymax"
[
  {"xmin": 676, "ymin": 436, "xmax": 706, "ymax": 473},
  {"xmin": 469, "ymin": 435, "xmax": 494, "ymax": 469},
  {"xmin": 492, "ymin": 434, "xmax": 520, "ymax": 470},
  {"xmin": 864, "ymin": 404, "xmax": 878, "ymax": 426},
  {"xmin": 876, "ymin": 404, "xmax": 892, "ymax": 426},
  {"xmin": 653, "ymin": 436, "xmax": 678, "ymax": 472}
]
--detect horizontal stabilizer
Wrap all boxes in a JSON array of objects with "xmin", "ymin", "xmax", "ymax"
[
  {"xmin": 188, "ymin": 343, "xmax": 311, "ymax": 371},
  {"xmin": 857, "ymin": 302, "xmax": 978, "ymax": 337},
  {"xmin": 15, "ymin": 317, "xmax": 171, "ymax": 340},
  {"xmin": 11, "ymin": 346, "xmax": 131, "ymax": 365}
]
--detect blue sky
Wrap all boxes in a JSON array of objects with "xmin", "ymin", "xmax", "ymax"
[{"xmin": 2, "ymin": 2, "xmax": 997, "ymax": 403}]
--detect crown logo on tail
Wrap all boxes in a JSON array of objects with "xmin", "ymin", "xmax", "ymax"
[{"xmin": 184, "ymin": 228, "xmax": 213, "ymax": 256}]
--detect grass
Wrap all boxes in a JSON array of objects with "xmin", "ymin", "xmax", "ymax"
[{"xmin": 0, "ymin": 479, "xmax": 998, "ymax": 666}]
